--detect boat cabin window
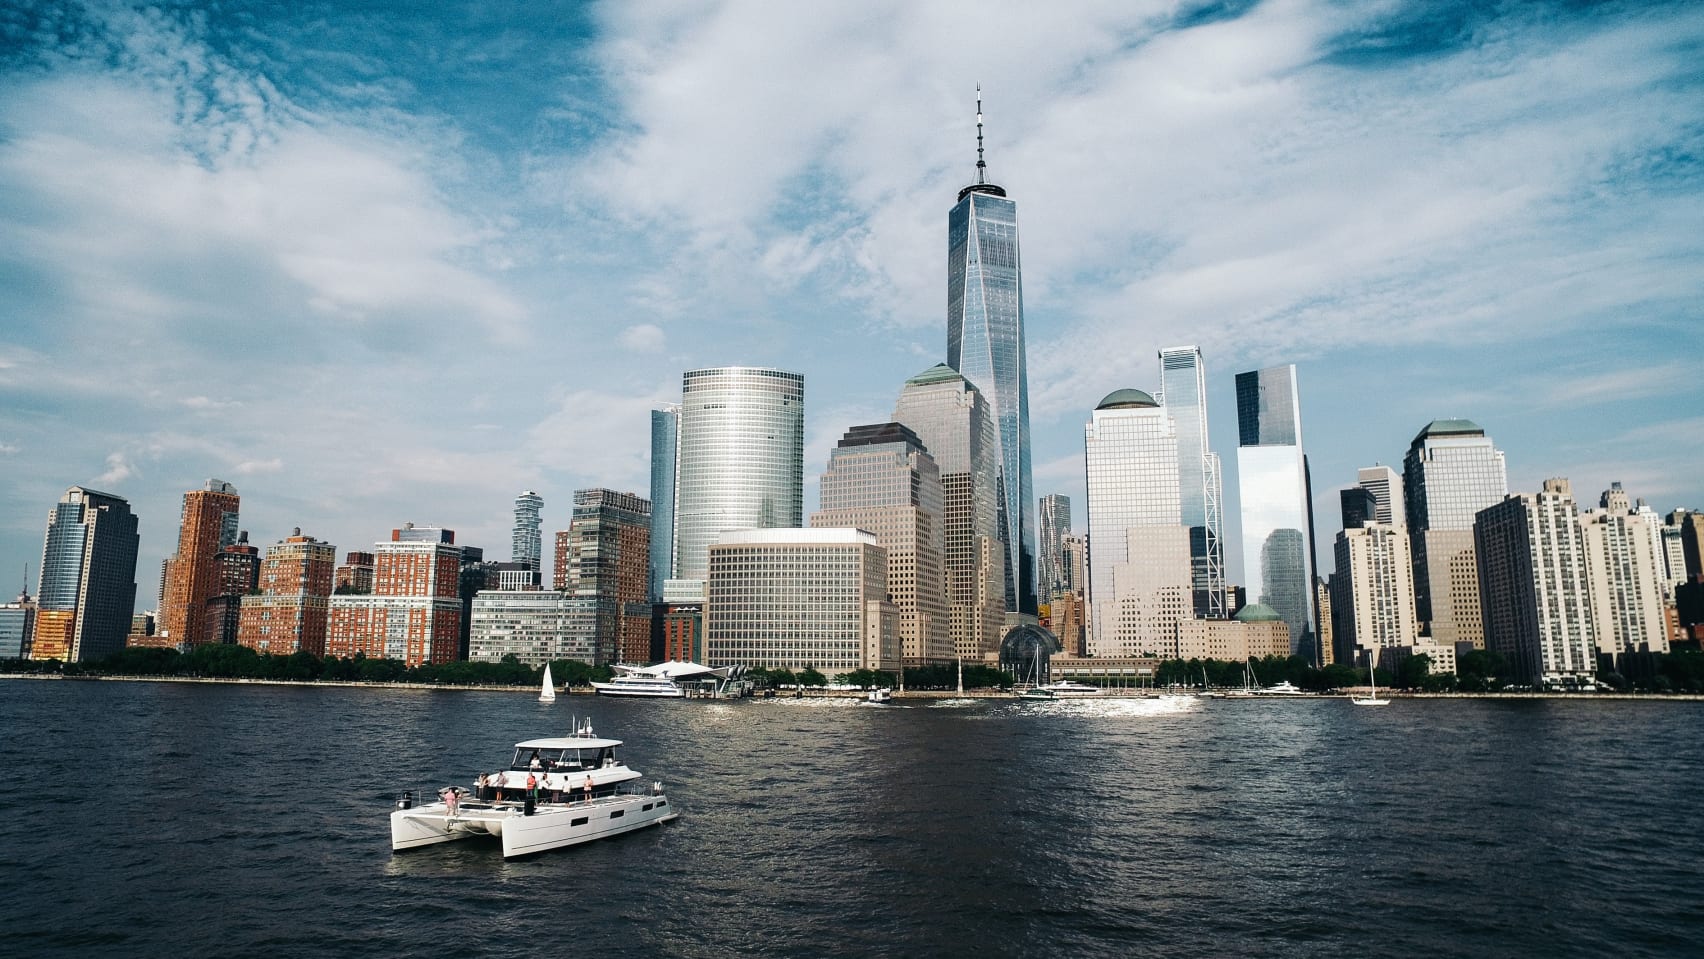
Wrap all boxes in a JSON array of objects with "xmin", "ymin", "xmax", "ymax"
[{"xmin": 511, "ymin": 748, "xmax": 575, "ymax": 770}]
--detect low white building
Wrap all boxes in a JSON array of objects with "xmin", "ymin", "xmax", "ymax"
[{"xmin": 468, "ymin": 590, "xmax": 602, "ymax": 667}]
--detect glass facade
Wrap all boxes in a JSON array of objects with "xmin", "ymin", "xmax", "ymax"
[
  {"xmin": 511, "ymin": 490, "xmax": 543, "ymax": 572},
  {"xmin": 1084, "ymin": 392, "xmax": 1190, "ymax": 657},
  {"xmin": 893, "ymin": 365, "xmax": 1005, "ymax": 661},
  {"xmin": 1235, "ymin": 367, "xmax": 1317, "ymax": 658},
  {"xmin": 674, "ymin": 367, "xmax": 804, "ymax": 584},
  {"xmin": 1402, "ymin": 420, "xmax": 1506, "ymax": 641},
  {"xmin": 648, "ymin": 405, "xmax": 679, "ymax": 601},
  {"xmin": 36, "ymin": 487, "xmax": 139, "ymax": 662},
  {"xmin": 1159, "ymin": 346, "xmax": 1226, "ymax": 618},
  {"xmin": 948, "ymin": 188, "xmax": 1035, "ymax": 615},
  {"xmin": 1037, "ymin": 494, "xmax": 1071, "ymax": 603}
]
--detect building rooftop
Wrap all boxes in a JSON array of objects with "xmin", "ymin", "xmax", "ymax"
[
  {"xmin": 1096, "ymin": 388, "xmax": 1159, "ymax": 410},
  {"xmin": 905, "ymin": 363, "xmax": 969, "ymax": 388},
  {"xmin": 1233, "ymin": 602, "xmax": 1283, "ymax": 623},
  {"xmin": 1412, "ymin": 418, "xmax": 1485, "ymax": 444}
]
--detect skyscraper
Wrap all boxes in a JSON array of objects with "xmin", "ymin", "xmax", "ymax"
[
  {"xmin": 947, "ymin": 90, "xmax": 1035, "ymax": 616},
  {"xmin": 1084, "ymin": 389, "xmax": 1191, "ymax": 658},
  {"xmin": 1330, "ymin": 524, "xmax": 1420, "ymax": 667},
  {"xmin": 648, "ymin": 405, "xmax": 680, "ymax": 601},
  {"xmin": 512, "ymin": 491, "xmax": 543, "ymax": 585},
  {"xmin": 159, "ymin": 479, "xmax": 240, "ymax": 645},
  {"xmin": 327, "ymin": 524, "xmax": 462, "ymax": 666},
  {"xmin": 35, "ymin": 486, "xmax": 139, "ymax": 662},
  {"xmin": 1159, "ymin": 346, "xmax": 1226, "ymax": 618},
  {"xmin": 1580, "ymin": 485, "xmax": 1668, "ymax": 657},
  {"xmin": 1235, "ymin": 366, "xmax": 1318, "ymax": 659},
  {"xmin": 1474, "ymin": 479, "xmax": 1596, "ymax": 686},
  {"xmin": 562, "ymin": 488, "xmax": 652, "ymax": 664},
  {"xmin": 1356, "ymin": 465, "xmax": 1404, "ymax": 526},
  {"xmin": 1403, "ymin": 419, "xmax": 1507, "ymax": 648},
  {"xmin": 1037, "ymin": 494, "xmax": 1071, "ymax": 605},
  {"xmin": 811, "ymin": 422, "xmax": 950, "ymax": 666},
  {"xmin": 893, "ymin": 364, "xmax": 1005, "ymax": 662},
  {"xmin": 672, "ymin": 367, "xmax": 804, "ymax": 589}
]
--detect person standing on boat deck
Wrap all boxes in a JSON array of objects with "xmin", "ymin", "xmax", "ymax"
[
  {"xmin": 493, "ymin": 771, "xmax": 506, "ymax": 803},
  {"xmin": 476, "ymin": 772, "xmax": 488, "ymax": 802},
  {"xmin": 526, "ymin": 772, "xmax": 539, "ymax": 806},
  {"xmin": 583, "ymin": 775, "xmax": 594, "ymax": 804},
  {"xmin": 442, "ymin": 786, "xmax": 460, "ymax": 818}
]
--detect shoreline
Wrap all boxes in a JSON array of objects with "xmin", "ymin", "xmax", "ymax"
[{"xmin": 3, "ymin": 672, "xmax": 1701, "ymax": 701}]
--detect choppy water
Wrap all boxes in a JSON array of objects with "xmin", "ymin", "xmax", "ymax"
[{"xmin": 1, "ymin": 680, "xmax": 1699, "ymax": 957}]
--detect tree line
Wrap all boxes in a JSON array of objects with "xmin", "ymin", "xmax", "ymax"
[{"xmin": 1, "ymin": 645, "xmax": 614, "ymax": 687}]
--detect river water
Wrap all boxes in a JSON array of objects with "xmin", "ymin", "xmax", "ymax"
[{"xmin": 1, "ymin": 680, "xmax": 1698, "ymax": 958}]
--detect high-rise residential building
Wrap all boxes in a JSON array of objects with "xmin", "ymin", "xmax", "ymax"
[
  {"xmin": 327, "ymin": 524, "xmax": 462, "ymax": 666},
  {"xmin": 510, "ymin": 490, "xmax": 544, "ymax": 586},
  {"xmin": 648, "ymin": 405, "xmax": 680, "ymax": 601},
  {"xmin": 0, "ymin": 587, "xmax": 36, "ymax": 659},
  {"xmin": 1062, "ymin": 534, "xmax": 1087, "ymax": 598},
  {"xmin": 704, "ymin": 528, "xmax": 898, "ymax": 674},
  {"xmin": 206, "ymin": 532, "xmax": 260, "ymax": 646},
  {"xmin": 35, "ymin": 487, "xmax": 139, "ymax": 662},
  {"xmin": 158, "ymin": 479, "xmax": 240, "ymax": 645},
  {"xmin": 1356, "ymin": 466, "xmax": 1405, "ymax": 526},
  {"xmin": 1234, "ymin": 366, "xmax": 1318, "ymax": 660},
  {"xmin": 1330, "ymin": 524, "xmax": 1420, "ymax": 668},
  {"xmin": 1659, "ymin": 511, "xmax": 1690, "ymax": 599},
  {"xmin": 811, "ymin": 423, "xmax": 950, "ymax": 666},
  {"xmin": 1159, "ymin": 346, "xmax": 1226, "ymax": 619},
  {"xmin": 893, "ymin": 364, "xmax": 1005, "ymax": 662},
  {"xmin": 672, "ymin": 367, "xmax": 804, "ymax": 591},
  {"xmin": 1474, "ymin": 479, "xmax": 1596, "ymax": 686},
  {"xmin": 469, "ymin": 590, "xmax": 602, "ymax": 667},
  {"xmin": 1674, "ymin": 510, "xmax": 1704, "ymax": 581},
  {"xmin": 1314, "ymin": 576, "xmax": 1335, "ymax": 666},
  {"xmin": 562, "ymin": 488, "xmax": 652, "ymax": 664},
  {"xmin": 1403, "ymin": 419, "xmax": 1507, "ymax": 649},
  {"xmin": 1084, "ymin": 389, "xmax": 1191, "ymax": 658},
  {"xmin": 1037, "ymin": 494, "xmax": 1071, "ymax": 604},
  {"xmin": 1580, "ymin": 485, "xmax": 1668, "ymax": 656},
  {"xmin": 335, "ymin": 552, "xmax": 375, "ymax": 594},
  {"xmin": 237, "ymin": 529, "xmax": 336, "ymax": 655},
  {"xmin": 947, "ymin": 92, "xmax": 1035, "ymax": 616}
]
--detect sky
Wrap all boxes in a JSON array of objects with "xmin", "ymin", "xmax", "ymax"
[{"xmin": 1, "ymin": 0, "xmax": 1700, "ymax": 611}]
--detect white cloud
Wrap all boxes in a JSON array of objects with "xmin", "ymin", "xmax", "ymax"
[
  {"xmin": 232, "ymin": 458, "xmax": 283, "ymax": 476},
  {"xmin": 619, "ymin": 324, "xmax": 667, "ymax": 353},
  {"xmin": 0, "ymin": 441, "xmax": 18, "ymax": 455},
  {"xmin": 95, "ymin": 452, "xmax": 133, "ymax": 486}
]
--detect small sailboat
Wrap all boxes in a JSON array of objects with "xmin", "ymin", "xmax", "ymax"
[
  {"xmin": 1352, "ymin": 658, "xmax": 1390, "ymax": 707},
  {"xmin": 538, "ymin": 663, "xmax": 557, "ymax": 704}
]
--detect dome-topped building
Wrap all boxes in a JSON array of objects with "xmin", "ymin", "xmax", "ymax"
[{"xmin": 1096, "ymin": 388, "xmax": 1159, "ymax": 410}]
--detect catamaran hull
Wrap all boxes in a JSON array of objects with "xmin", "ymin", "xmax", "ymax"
[{"xmin": 391, "ymin": 794, "xmax": 678, "ymax": 858}]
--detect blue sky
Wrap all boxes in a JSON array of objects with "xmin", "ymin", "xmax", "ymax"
[{"xmin": 1, "ymin": 0, "xmax": 1700, "ymax": 609}]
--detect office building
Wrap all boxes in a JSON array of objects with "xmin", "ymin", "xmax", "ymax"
[
  {"xmin": 327, "ymin": 524, "xmax": 462, "ymax": 666},
  {"xmin": 811, "ymin": 423, "xmax": 950, "ymax": 665},
  {"xmin": 947, "ymin": 91, "xmax": 1035, "ymax": 615},
  {"xmin": 468, "ymin": 590, "xmax": 602, "ymax": 667},
  {"xmin": 562, "ymin": 488, "xmax": 652, "ymax": 664},
  {"xmin": 237, "ymin": 529, "xmax": 336, "ymax": 655},
  {"xmin": 1176, "ymin": 605, "xmax": 1293, "ymax": 662},
  {"xmin": 1356, "ymin": 465, "xmax": 1405, "ymax": 526},
  {"xmin": 704, "ymin": 528, "xmax": 897, "ymax": 674},
  {"xmin": 1340, "ymin": 488, "xmax": 1379, "ymax": 531},
  {"xmin": 893, "ymin": 364, "xmax": 1006, "ymax": 662},
  {"xmin": 1234, "ymin": 366, "xmax": 1318, "ymax": 659},
  {"xmin": 1038, "ymin": 494, "xmax": 1072, "ymax": 604},
  {"xmin": 34, "ymin": 486, "xmax": 139, "ymax": 662},
  {"xmin": 511, "ymin": 490, "xmax": 544, "ymax": 584},
  {"xmin": 672, "ymin": 367, "xmax": 804, "ymax": 590},
  {"xmin": 1673, "ymin": 510, "xmax": 1704, "ymax": 581},
  {"xmin": 158, "ymin": 479, "xmax": 240, "ymax": 645},
  {"xmin": 1580, "ymin": 485, "xmax": 1668, "ymax": 656},
  {"xmin": 1404, "ymin": 419, "xmax": 1507, "ymax": 648},
  {"xmin": 648, "ymin": 405, "xmax": 680, "ymax": 601},
  {"xmin": 1084, "ymin": 388, "xmax": 1191, "ymax": 658},
  {"xmin": 1474, "ymin": 479, "xmax": 1596, "ymax": 686},
  {"xmin": 1159, "ymin": 346, "xmax": 1226, "ymax": 618},
  {"xmin": 0, "ymin": 588, "xmax": 36, "ymax": 659},
  {"xmin": 1330, "ymin": 523, "xmax": 1420, "ymax": 668}
]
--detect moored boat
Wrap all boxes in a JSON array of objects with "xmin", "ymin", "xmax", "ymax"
[{"xmin": 390, "ymin": 721, "xmax": 677, "ymax": 858}]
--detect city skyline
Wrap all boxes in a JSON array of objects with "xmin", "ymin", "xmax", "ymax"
[{"xmin": 2, "ymin": 2, "xmax": 1701, "ymax": 612}]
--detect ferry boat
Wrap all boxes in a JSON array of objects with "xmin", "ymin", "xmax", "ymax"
[
  {"xmin": 590, "ymin": 672, "xmax": 687, "ymax": 698},
  {"xmin": 590, "ymin": 661, "xmax": 746, "ymax": 698},
  {"xmin": 390, "ymin": 721, "xmax": 677, "ymax": 858},
  {"xmin": 1035, "ymin": 680, "xmax": 1104, "ymax": 698}
]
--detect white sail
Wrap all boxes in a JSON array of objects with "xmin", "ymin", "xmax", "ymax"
[{"xmin": 539, "ymin": 664, "xmax": 557, "ymax": 703}]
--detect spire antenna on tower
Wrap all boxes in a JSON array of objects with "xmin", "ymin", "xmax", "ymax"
[{"xmin": 975, "ymin": 83, "xmax": 987, "ymax": 184}]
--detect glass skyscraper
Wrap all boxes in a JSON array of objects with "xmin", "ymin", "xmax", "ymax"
[
  {"xmin": 1403, "ymin": 418, "xmax": 1507, "ymax": 648},
  {"xmin": 511, "ymin": 490, "xmax": 543, "ymax": 575},
  {"xmin": 1235, "ymin": 366, "xmax": 1318, "ymax": 660},
  {"xmin": 647, "ymin": 405, "xmax": 679, "ymax": 601},
  {"xmin": 36, "ymin": 486, "xmax": 139, "ymax": 662},
  {"xmin": 946, "ymin": 94, "xmax": 1035, "ymax": 615},
  {"xmin": 893, "ymin": 364, "xmax": 1005, "ymax": 662},
  {"xmin": 1037, "ymin": 493, "xmax": 1071, "ymax": 604},
  {"xmin": 1084, "ymin": 389, "xmax": 1191, "ymax": 658},
  {"xmin": 672, "ymin": 367, "xmax": 804, "ymax": 587},
  {"xmin": 1159, "ymin": 346, "xmax": 1226, "ymax": 619}
]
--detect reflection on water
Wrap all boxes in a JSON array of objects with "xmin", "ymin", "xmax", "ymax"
[{"xmin": 2, "ymin": 681, "xmax": 1701, "ymax": 959}]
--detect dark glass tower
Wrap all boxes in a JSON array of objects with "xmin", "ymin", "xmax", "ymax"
[{"xmin": 947, "ymin": 89, "xmax": 1035, "ymax": 615}]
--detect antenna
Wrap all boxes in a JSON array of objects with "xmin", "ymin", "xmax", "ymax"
[{"xmin": 975, "ymin": 84, "xmax": 986, "ymax": 184}]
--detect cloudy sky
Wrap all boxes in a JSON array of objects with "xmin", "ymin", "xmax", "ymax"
[{"xmin": 1, "ymin": 0, "xmax": 1700, "ymax": 608}]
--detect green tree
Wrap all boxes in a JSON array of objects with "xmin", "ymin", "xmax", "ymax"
[{"xmin": 799, "ymin": 667, "xmax": 828, "ymax": 687}]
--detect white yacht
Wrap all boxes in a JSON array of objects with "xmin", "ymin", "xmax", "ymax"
[
  {"xmin": 390, "ymin": 722, "xmax": 677, "ymax": 858},
  {"xmin": 590, "ymin": 672, "xmax": 687, "ymax": 698},
  {"xmin": 1258, "ymin": 680, "xmax": 1310, "ymax": 696},
  {"xmin": 1033, "ymin": 680, "xmax": 1104, "ymax": 698},
  {"xmin": 590, "ymin": 661, "xmax": 744, "ymax": 698}
]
